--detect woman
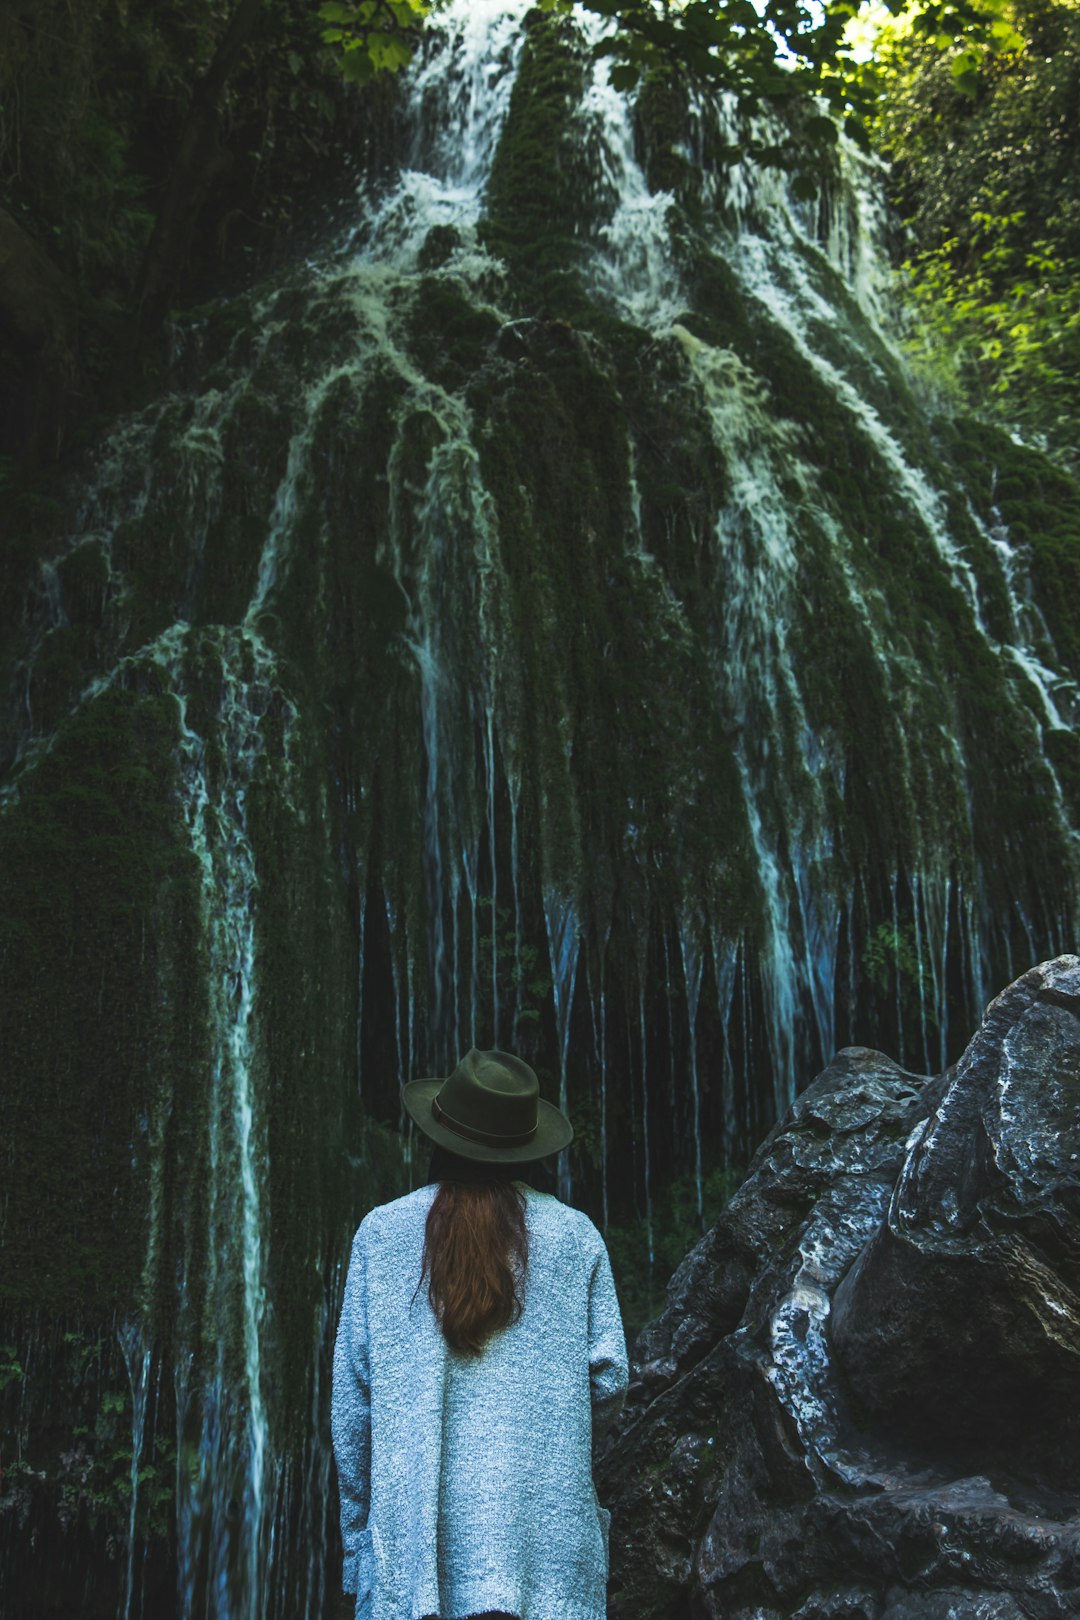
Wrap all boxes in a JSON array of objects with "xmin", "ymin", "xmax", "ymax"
[{"xmin": 331, "ymin": 1047, "xmax": 629, "ymax": 1620}]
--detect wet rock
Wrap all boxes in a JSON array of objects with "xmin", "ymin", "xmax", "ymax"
[
  {"xmin": 832, "ymin": 958, "xmax": 1080, "ymax": 1494},
  {"xmin": 417, "ymin": 223, "xmax": 462, "ymax": 271},
  {"xmin": 600, "ymin": 958, "xmax": 1080, "ymax": 1619}
]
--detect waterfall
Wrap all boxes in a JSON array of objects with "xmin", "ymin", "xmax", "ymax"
[{"xmin": 2, "ymin": 0, "xmax": 1078, "ymax": 1613}]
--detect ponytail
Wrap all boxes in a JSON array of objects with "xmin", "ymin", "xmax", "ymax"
[{"xmin": 420, "ymin": 1169, "xmax": 529, "ymax": 1355}]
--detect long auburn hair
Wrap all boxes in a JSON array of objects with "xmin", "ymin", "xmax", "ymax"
[{"xmin": 420, "ymin": 1149, "xmax": 530, "ymax": 1355}]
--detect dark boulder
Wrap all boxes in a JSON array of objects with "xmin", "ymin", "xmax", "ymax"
[
  {"xmin": 832, "ymin": 956, "xmax": 1080, "ymax": 1496},
  {"xmin": 600, "ymin": 957, "xmax": 1080, "ymax": 1619}
]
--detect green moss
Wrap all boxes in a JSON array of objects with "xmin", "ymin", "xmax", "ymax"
[
  {"xmin": 55, "ymin": 541, "xmax": 111, "ymax": 626},
  {"xmin": 0, "ymin": 683, "xmax": 206, "ymax": 1319},
  {"xmin": 106, "ymin": 384, "xmax": 296, "ymax": 639},
  {"xmin": 480, "ymin": 9, "xmax": 595, "ymax": 317},
  {"xmin": 407, "ymin": 277, "xmax": 500, "ymax": 392},
  {"xmin": 469, "ymin": 317, "xmax": 754, "ymax": 926},
  {"xmin": 218, "ymin": 668, "xmax": 353, "ymax": 1449},
  {"xmin": 948, "ymin": 418, "xmax": 1080, "ymax": 679},
  {"xmin": 1045, "ymin": 728, "xmax": 1080, "ymax": 823},
  {"xmin": 26, "ymin": 626, "xmax": 96, "ymax": 739},
  {"xmin": 676, "ymin": 237, "xmax": 754, "ymax": 352},
  {"xmin": 634, "ymin": 297, "xmax": 1061, "ymax": 1004},
  {"xmin": 0, "ymin": 464, "xmax": 71, "ymax": 705},
  {"xmin": 631, "ymin": 68, "xmax": 695, "ymax": 198}
]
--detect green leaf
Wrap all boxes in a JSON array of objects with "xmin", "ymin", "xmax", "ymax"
[
  {"xmin": 804, "ymin": 112, "xmax": 839, "ymax": 144},
  {"xmin": 989, "ymin": 18, "xmax": 1024, "ymax": 50},
  {"xmin": 340, "ymin": 49, "xmax": 374, "ymax": 83},
  {"xmin": 367, "ymin": 32, "xmax": 414, "ymax": 72},
  {"xmin": 949, "ymin": 45, "xmax": 978, "ymax": 70},
  {"xmin": 951, "ymin": 67, "xmax": 980, "ymax": 97},
  {"xmin": 388, "ymin": 0, "xmax": 428, "ymax": 26},
  {"xmin": 608, "ymin": 61, "xmax": 641, "ymax": 91}
]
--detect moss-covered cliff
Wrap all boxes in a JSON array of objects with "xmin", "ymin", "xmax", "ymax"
[{"xmin": 1, "ymin": 4, "xmax": 1078, "ymax": 1615}]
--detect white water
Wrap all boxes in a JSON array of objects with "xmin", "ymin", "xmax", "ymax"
[
  {"xmin": 163, "ymin": 621, "xmax": 287, "ymax": 1618},
  {"xmin": 340, "ymin": 0, "xmax": 531, "ymax": 273},
  {"xmin": 545, "ymin": 891, "xmax": 583, "ymax": 1202}
]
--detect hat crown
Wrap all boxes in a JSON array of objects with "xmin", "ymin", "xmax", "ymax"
[
  {"xmin": 437, "ymin": 1048, "xmax": 538, "ymax": 1140},
  {"xmin": 401, "ymin": 1047, "xmax": 573, "ymax": 1162}
]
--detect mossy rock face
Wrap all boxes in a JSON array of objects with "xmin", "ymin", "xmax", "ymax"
[
  {"xmin": 407, "ymin": 277, "xmax": 501, "ymax": 391},
  {"xmin": 417, "ymin": 224, "xmax": 464, "ymax": 272},
  {"xmin": 631, "ymin": 68, "xmax": 695, "ymax": 198},
  {"xmin": 55, "ymin": 541, "xmax": 111, "ymax": 626},
  {"xmin": 480, "ymin": 9, "xmax": 596, "ymax": 316},
  {"xmin": 0, "ymin": 682, "xmax": 205, "ymax": 1319},
  {"xmin": 1045, "ymin": 728, "xmax": 1080, "ymax": 823},
  {"xmin": 950, "ymin": 418, "xmax": 1080, "ymax": 680},
  {"xmin": 461, "ymin": 319, "xmax": 754, "ymax": 925},
  {"xmin": 238, "ymin": 678, "xmax": 357, "ymax": 1449}
]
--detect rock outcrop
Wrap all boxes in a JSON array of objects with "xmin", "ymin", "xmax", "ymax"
[{"xmin": 600, "ymin": 957, "xmax": 1080, "ymax": 1619}]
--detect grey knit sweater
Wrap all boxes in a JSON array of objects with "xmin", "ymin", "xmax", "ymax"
[{"xmin": 331, "ymin": 1181, "xmax": 629, "ymax": 1620}]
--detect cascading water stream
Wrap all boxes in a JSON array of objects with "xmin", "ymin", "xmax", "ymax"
[
  {"xmin": 164, "ymin": 622, "xmax": 286, "ymax": 1620},
  {"xmin": 545, "ymin": 892, "xmax": 583, "ymax": 1202},
  {"xmin": 562, "ymin": 28, "xmax": 1078, "ymax": 1084},
  {"xmin": 118, "ymin": 1321, "xmax": 153, "ymax": 1620},
  {"xmin": 342, "ymin": 0, "xmax": 533, "ymax": 269},
  {"xmin": 678, "ymin": 922, "xmax": 706, "ymax": 1224}
]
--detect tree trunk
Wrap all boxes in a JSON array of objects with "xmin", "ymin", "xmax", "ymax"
[
  {"xmin": 0, "ymin": 205, "xmax": 81, "ymax": 459},
  {"xmin": 133, "ymin": 0, "xmax": 266, "ymax": 332}
]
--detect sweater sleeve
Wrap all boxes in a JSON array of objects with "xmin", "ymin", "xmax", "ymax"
[
  {"xmin": 331, "ymin": 1222, "xmax": 372, "ymax": 1596},
  {"xmin": 586, "ymin": 1226, "xmax": 629, "ymax": 1441}
]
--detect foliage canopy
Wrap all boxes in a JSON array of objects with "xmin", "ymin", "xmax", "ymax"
[
  {"xmin": 868, "ymin": 0, "xmax": 1080, "ymax": 464},
  {"xmin": 319, "ymin": 0, "xmax": 1026, "ymax": 149}
]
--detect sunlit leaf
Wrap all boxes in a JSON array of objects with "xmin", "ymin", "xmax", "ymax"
[
  {"xmin": 367, "ymin": 31, "xmax": 414, "ymax": 72},
  {"xmin": 989, "ymin": 18, "xmax": 1024, "ymax": 51}
]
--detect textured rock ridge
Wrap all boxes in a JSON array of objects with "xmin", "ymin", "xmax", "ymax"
[{"xmin": 600, "ymin": 958, "xmax": 1080, "ymax": 1619}]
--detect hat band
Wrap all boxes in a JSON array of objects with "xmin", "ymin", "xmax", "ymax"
[{"xmin": 431, "ymin": 1094, "xmax": 538, "ymax": 1149}]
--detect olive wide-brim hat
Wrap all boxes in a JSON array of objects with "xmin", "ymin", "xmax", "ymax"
[{"xmin": 402, "ymin": 1048, "xmax": 574, "ymax": 1164}]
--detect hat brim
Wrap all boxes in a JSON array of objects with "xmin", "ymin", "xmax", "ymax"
[{"xmin": 401, "ymin": 1078, "xmax": 574, "ymax": 1163}]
